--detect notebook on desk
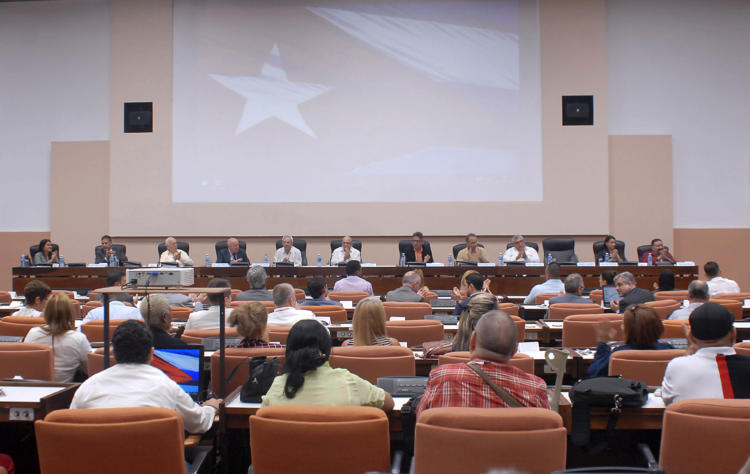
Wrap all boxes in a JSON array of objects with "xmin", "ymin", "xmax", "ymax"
[{"xmin": 151, "ymin": 345, "xmax": 205, "ymax": 402}]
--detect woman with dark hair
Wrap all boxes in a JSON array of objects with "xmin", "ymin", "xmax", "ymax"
[
  {"xmin": 587, "ymin": 305, "xmax": 674, "ymax": 377},
  {"xmin": 596, "ymin": 235, "xmax": 624, "ymax": 263},
  {"xmin": 228, "ymin": 302, "xmax": 282, "ymax": 348},
  {"xmin": 653, "ymin": 269, "xmax": 676, "ymax": 292},
  {"xmin": 32, "ymin": 239, "xmax": 58, "ymax": 265},
  {"xmin": 452, "ymin": 293, "xmax": 498, "ymax": 352},
  {"xmin": 261, "ymin": 320, "xmax": 394, "ymax": 410}
]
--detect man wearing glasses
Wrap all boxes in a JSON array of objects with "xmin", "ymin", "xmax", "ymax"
[
  {"xmin": 611, "ymin": 271, "xmax": 653, "ymax": 312},
  {"xmin": 403, "ymin": 231, "xmax": 432, "ymax": 263},
  {"xmin": 503, "ymin": 234, "xmax": 540, "ymax": 263}
]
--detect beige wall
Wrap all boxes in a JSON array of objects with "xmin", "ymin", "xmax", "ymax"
[{"xmin": 675, "ymin": 229, "xmax": 750, "ymax": 291}]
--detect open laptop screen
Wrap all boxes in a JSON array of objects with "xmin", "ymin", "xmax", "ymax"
[{"xmin": 151, "ymin": 345, "xmax": 204, "ymax": 401}]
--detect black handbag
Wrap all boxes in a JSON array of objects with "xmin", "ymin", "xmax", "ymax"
[{"xmin": 226, "ymin": 356, "xmax": 279, "ymax": 403}]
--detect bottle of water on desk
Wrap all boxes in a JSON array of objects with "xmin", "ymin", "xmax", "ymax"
[
  {"xmin": 20, "ymin": 255, "xmax": 27, "ymax": 267},
  {"xmin": 647, "ymin": 253, "xmax": 653, "ymax": 266},
  {"xmin": 59, "ymin": 255, "xmax": 65, "ymax": 267},
  {"xmin": 498, "ymin": 252, "xmax": 504, "ymax": 266},
  {"xmin": 604, "ymin": 252, "xmax": 609, "ymax": 262},
  {"xmin": 205, "ymin": 253, "xmax": 211, "ymax": 267},
  {"xmin": 400, "ymin": 252, "xmax": 406, "ymax": 267},
  {"xmin": 317, "ymin": 254, "xmax": 322, "ymax": 266},
  {"xmin": 113, "ymin": 255, "xmax": 119, "ymax": 267},
  {"xmin": 448, "ymin": 254, "xmax": 453, "ymax": 266},
  {"xmin": 264, "ymin": 253, "xmax": 269, "ymax": 265},
  {"xmin": 546, "ymin": 253, "xmax": 552, "ymax": 265}
]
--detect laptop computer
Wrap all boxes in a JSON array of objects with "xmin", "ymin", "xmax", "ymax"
[
  {"xmin": 151, "ymin": 345, "xmax": 205, "ymax": 402},
  {"xmin": 602, "ymin": 286, "xmax": 621, "ymax": 306}
]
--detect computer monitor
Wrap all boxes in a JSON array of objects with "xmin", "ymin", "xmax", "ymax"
[
  {"xmin": 602, "ymin": 286, "xmax": 621, "ymax": 307},
  {"xmin": 151, "ymin": 345, "xmax": 205, "ymax": 401}
]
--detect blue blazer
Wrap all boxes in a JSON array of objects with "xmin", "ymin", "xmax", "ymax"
[{"xmin": 216, "ymin": 247, "xmax": 249, "ymax": 264}]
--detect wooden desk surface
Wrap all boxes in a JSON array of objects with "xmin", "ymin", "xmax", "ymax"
[{"xmin": 0, "ymin": 381, "xmax": 78, "ymax": 422}]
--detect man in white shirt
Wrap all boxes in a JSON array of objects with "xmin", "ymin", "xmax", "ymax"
[
  {"xmin": 669, "ymin": 280, "xmax": 709, "ymax": 320},
  {"xmin": 71, "ymin": 320, "xmax": 221, "ymax": 434},
  {"xmin": 12, "ymin": 280, "xmax": 51, "ymax": 317},
  {"xmin": 82, "ymin": 300, "xmax": 142, "ymax": 324},
  {"xmin": 330, "ymin": 235, "xmax": 361, "ymax": 265},
  {"xmin": 159, "ymin": 237, "xmax": 194, "ymax": 267},
  {"xmin": 274, "ymin": 234, "xmax": 302, "ymax": 266},
  {"xmin": 704, "ymin": 261, "xmax": 740, "ymax": 297},
  {"xmin": 503, "ymin": 234, "xmax": 541, "ymax": 263},
  {"xmin": 267, "ymin": 283, "xmax": 315, "ymax": 326},
  {"xmin": 185, "ymin": 278, "xmax": 233, "ymax": 330},
  {"xmin": 523, "ymin": 263, "xmax": 564, "ymax": 304}
]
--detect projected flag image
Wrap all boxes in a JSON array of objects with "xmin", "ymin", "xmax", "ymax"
[{"xmin": 151, "ymin": 348, "xmax": 201, "ymax": 393}]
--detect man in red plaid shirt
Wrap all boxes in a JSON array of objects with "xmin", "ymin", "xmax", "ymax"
[{"xmin": 417, "ymin": 311, "xmax": 549, "ymax": 416}]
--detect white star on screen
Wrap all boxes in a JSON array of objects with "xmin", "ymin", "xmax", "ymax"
[{"xmin": 210, "ymin": 44, "xmax": 330, "ymax": 138}]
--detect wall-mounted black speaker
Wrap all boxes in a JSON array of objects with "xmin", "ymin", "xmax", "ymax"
[
  {"xmin": 124, "ymin": 102, "xmax": 153, "ymax": 133},
  {"xmin": 562, "ymin": 95, "xmax": 593, "ymax": 126}
]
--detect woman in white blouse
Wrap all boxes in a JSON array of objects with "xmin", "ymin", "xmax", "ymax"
[{"xmin": 24, "ymin": 293, "xmax": 91, "ymax": 382}]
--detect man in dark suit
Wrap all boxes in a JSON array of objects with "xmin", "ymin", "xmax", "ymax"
[
  {"xmin": 216, "ymin": 237, "xmax": 249, "ymax": 264},
  {"xmin": 611, "ymin": 271, "xmax": 654, "ymax": 313},
  {"xmin": 140, "ymin": 294, "xmax": 187, "ymax": 347},
  {"xmin": 549, "ymin": 274, "xmax": 592, "ymax": 304},
  {"xmin": 94, "ymin": 234, "xmax": 128, "ymax": 264},
  {"xmin": 403, "ymin": 231, "xmax": 433, "ymax": 263},
  {"xmin": 236, "ymin": 266, "xmax": 274, "ymax": 301},
  {"xmin": 386, "ymin": 271, "xmax": 427, "ymax": 302}
]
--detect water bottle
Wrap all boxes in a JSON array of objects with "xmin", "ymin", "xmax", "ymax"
[
  {"xmin": 448, "ymin": 254, "xmax": 453, "ymax": 266},
  {"xmin": 317, "ymin": 253, "xmax": 322, "ymax": 267},
  {"xmin": 205, "ymin": 253, "xmax": 211, "ymax": 267},
  {"xmin": 264, "ymin": 253, "xmax": 269, "ymax": 264},
  {"xmin": 498, "ymin": 252, "xmax": 504, "ymax": 266},
  {"xmin": 546, "ymin": 253, "xmax": 552, "ymax": 265},
  {"xmin": 59, "ymin": 255, "xmax": 65, "ymax": 267},
  {"xmin": 20, "ymin": 255, "xmax": 27, "ymax": 268},
  {"xmin": 604, "ymin": 252, "xmax": 609, "ymax": 262},
  {"xmin": 400, "ymin": 252, "xmax": 406, "ymax": 267},
  {"xmin": 113, "ymin": 254, "xmax": 119, "ymax": 267},
  {"xmin": 647, "ymin": 253, "xmax": 653, "ymax": 266}
]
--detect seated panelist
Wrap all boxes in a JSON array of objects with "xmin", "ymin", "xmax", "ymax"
[
  {"xmin": 95, "ymin": 234, "xmax": 128, "ymax": 264},
  {"xmin": 159, "ymin": 237, "xmax": 194, "ymax": 267},
  {"xmin": 503, "ymin": 234, "xmax": 540, "ymax": 263},
  {"xmin": 33, "ymin": 239, "xmax": 58, "ymax": 265},
  {"xmin": 330, "ymin": 235, "xmax": 361, "ymax": 265},
  {"xmin": 403, "ymin": 231, "xmax": 432, "ymax": 263},
  {"xmin": 274, "ymin": 235, "xmax": 302, "ymax": 266},
  {"xmin": 217, "ymin": 237, "xmax": 249, "ymax": 264}
]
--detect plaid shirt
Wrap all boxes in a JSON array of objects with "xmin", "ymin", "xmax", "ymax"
[
  {"xmin": 417, "ymin": 358, "xmax": 550, "ymax": 417},
  {"xmin": 230, "ymin": 338, "xmax": 283, "ymax": 349}
]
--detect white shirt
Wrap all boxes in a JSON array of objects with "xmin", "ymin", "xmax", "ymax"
[
  {"xmin": 503, "ymin": 246, "xmax": 541, "ymax": 263},
  {"xmin": 523, "ymin": 279, "xmax": 565, "ymax": 304},
  {"xmin": 668, "ymin": 301, "xmax": 704, "ymax": 320},
  {"xmin": 12, "ymin": 307, "xmax": 41, "ymax": 317},
  {"xmin": 24, "ymin": 327, "xmax": 91, "ymax": 382},
  {"xmin": 267, "ymin": 306, "xmax": 315, "ymax": 326},
  {"xmin": 184, "ymin": 305, "xmax": 233, "ymax": 330},
  {"xmin": 70, "ymin": 363, "xmax": 215, "ymax": 433},
  {"xmin": 330, "ymin": 247, "xmax": 361, "ymax": 265},
  {"xmin": 159, "ymin": 249, "xmax": 194, "ymax": 267},
  {"xmin": 274, "ymin": 247, "xmax": 302, "ymax": 266},
  {"xmin": 708, "ymin": 276, "xmax": 740, "ymax": 298},
  {"xmin": 82, "ymin": 301, "xmax": 143, "ymax": 325},
  {"xmin": 661, "ymin": 346, "xmax": 736, "ymax": 405}
]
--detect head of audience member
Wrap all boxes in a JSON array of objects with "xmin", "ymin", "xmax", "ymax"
[
  {"xmin": 307, "ymin": 276, "xmax": 328, "ymax": 300},
  {"xmin": 604, "ymin": 235, "xmax": 617, "ymax": 252},
  {"xmin": 511, "ymin": 234, "xmax": 525, "ymax": 252},
  {"xmin": 545, "ymin": 262, "xmax": 562, "ymax": 281},
  {"xmin": 621, "ymin": 305, "xmax": 663, "ymax": 348},
  {"xmin": 352, "ymin": 297, "xmax": 389, "ymax": 346},
  {"xmin": 23, "ymin": 279, "xmax": 52, "ymax": 310},
  {"xmin": 281, "ymin": 235, "xmax": 294, "ymax": 253},
  {"xmin": 459, "ymin": 270, "xmax": 480, "ymax": 293},
  {"xmin": 687, "ymin": 280, "xmax": 709, "ymax": 303},
  {"xmin": 246, "ymin": 266, "xmax": 268, "ymax": 290},
  {"xmin": 688, "ymin": 302, "xmax": 736, "ymax": 348},
  {"xmin": 227, "ymin": 237, "xmax": 240, "ymax": 255},
  {"xmin": 41, "ymin": 293, "xmax": 76, "ymax": 337},
  {"xmin": 656, "ymin": 269, "xmax": 675, "ymax": 291},
  {"xmin": 454, "ymin": 293, "xmax": 499, "ymax": 352},
  {"xmin": 411, "ymin": 232, "xmax": 425, "ymax": 251},
  {"xmin": 465, "ymin": 233, "xmax": 479, "ymax": 252},
  {"xmin": 465, "ymin": 273, "xmax": 485, "ymax": 295},
  {"xmin": 651, "ymin": 238, "xmax": 665, "ymax": 255},
  {"xmin": 106, "ymin": 269, "xmax": 126, "ymax": 288},
  {"xmin": 703, "ymin": 261, "xmax": 721, "ymax": 279},
  {"xmin": 112, "ymin": 320, "xmax": 152, "ymax": 364},
  {"xmin": 101, "ymin": 234, "xmax": 113, "ymax": 252},
  {"xmin": 600, "ymin": 270, "xmax": 616, "ymax": 287},
  {"xmin": 140, "ymin": 294, "xmax": 171, "ymax": 331},
  {"xmin": 413, "ymin": 268, "xmax": 426, "ymax": 288},
  {"xmin": 273, "ymin": 283, "xmax": 298, "ymax": 308},
  {"xmin": 341, "ymin": 235, "xmax": 353, "ymax": 252},
  {"xmin": 38, "ymin": 239, "xmax": 54, "ymax": 258},
  {"xmin": 563, "ymin": 273, "xmax": 585, "ymax": 296},
  {"xmin": 614, "ymin": 272, "xmax": 637, "ymax": 296},
  {"xmin": 282, "ymin": 319, "xmax": 332, "ymax": 399},
  {"xmin": 228, "ymin": 302, "xmax": 269, "ymax": 342},
  {"xmin": 402, "ymin": 271, "xmax": 421, "ymax": 292},
  {"xmin": 345, "ymin": 259, "xmax": 361, "ymax": 277},
  {"xmin": 206, "ymin": 278, "xmax": 231, "ymax": 306},
  {"xmin": 165, "ymin": 237, "xmax": 178, "ymax": 253},
  {"xmin": 469, "ymin": 310, "xmax": 518, "ymax": 363}
]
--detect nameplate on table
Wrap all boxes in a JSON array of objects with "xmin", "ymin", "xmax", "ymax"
[
  {"xmin": 577, "ymin": 262, "xmax": 596, "ymax": 267},
  {"xmin": 637, "ymin": 262, "xmax": 648, "ymax": 266},
  {"xmin": 251, "ymin": 263, "xmax": 270, "ymax": 267},
  {"xmin": 87, "ymin": 263, "xmax": 107, "ymax": 268},
  {"xmin": 526, "ymin": 262, "xmax": 544, "ymax": 267},
  {"xmin": 426, "ymin": 263, "xmax": 444, "ymax": 267},
  {"xmin": 675, "ymin": 261, "xmax": 695, "ymax": 266},
  {"xmin": 212, "ymin": 263, "xmax": 229, "ymax": 267},
  {"xmin": 477, "ymin": 262, "xmax": 494, "ymax": 267},
  {"xmin": 360, "ymin": 263, "xmax": 377, "ymax": 267},
  {"xmin": 598, "ymin": 262, "xmax": 618, "ymax": 267}
]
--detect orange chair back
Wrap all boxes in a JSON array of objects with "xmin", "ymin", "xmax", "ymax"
[
  {"xmin": 608, "ymin": 349, "xmax": 686, "ymax": 386},
  {"xmin": 385, "ymin": 320, "xmax": 444, "ymax": 347},
  {"xmin": 53, "ymin": 290, "xmax": 76, "ymax": 300},
  {"xmin": 547, "ymin": 303, "xmax": 602, "ymax": 321},
  {"xmin": 303, "ymin": 305, "xmax": 348, "ymax": 323},
  {"xmin": 498, "ymin": 302, "xmax": 520, "ymax": 316},
  {"xmin": 230, "ymin": 289, "xmax": 241, "ymax": 301},
  {"xmin": 168, "ymin": 306, "xmax": 192, "ymax": 321},
  {"xmin": 294, "ymin": 288, "xmax": 306, "ymax": 302},
  {"xmin": 68, "ymin": 300, "xmax": 81, "ymax": 319},
  {"xmin": 79, "ymin": 319, "xmax": 132, "ymax": 343},
  {"xmin": 734, "ymin": 341, "xmax": 750, "ymax": 357},
  {"xmin": 662, "ymin": 319, "xmax": 690, "ymax": 339},
  {"xmin": 0, "ymin": 342, "xmax": 54, "ymax": 380},
  {"xmin": 709, "ymin": 292, "xmax": 750, "ymax": 302},
  {"xmin": 535, "ymin": 292, "xmax": 563, "ymax": 305},
  {"xmin": 0, "ymin": 316, "xmax": 45, "ymax": 337},
  {"xmin": 589, "ymin": 289, "xmax": 603, "ymax": 305},
  {"xmin": 437, "ymin": 351, "xmax": 535, "ymax": 374},
  {"xmin": 250, "ymin": 406, "xmax": 390, "ymax": 474},
  {"xmin": 510, "ymin": 315, "xmax": 526, "ymax": 342},
  {"xmin": 561, "ymin": 314, "xmax": 623, "ymax": 348},
  {"xmin": 710, "ymin": 298, "xmax": 743, "ymax": 320},
  {"xmin": 211, "ymin": 347, "xmax": 286, "ymax": 395},
  {"xmin": 267, "ymin": 326, "xmax": 293, "ymax": 344},
  {"xmin": 181, "ymin": 328, "xmax": 240, "ymax": 345},
  {"xmin": 383, "ymin": 302, "xmax": 432, "ymax": 320},
  {"xmin": 654, "ymin": 290, "xmax": 689, "ymax": 302},
  {"xmin": 82, "ymin": 301, "xmax": 103, "ymax": 317},
  {"xmin": 329, "ymin": 346, "xmax": 415, "ymax": 383},
  {"xmin": 328, "ymin": 291, "xmax": 370, "ymax": 304},
  {"xmin": 87, "ymin": 347, "xmax": 116, "ymax": 377},
  {"xmin": 644, "ymin": 299, "xmax": 681, "ymax": 320},
  {"xmin": 0, "ymin": 291, "xmax": 12, "ymax": 304},
  {"xmin": 231, "ymin": 300, "xmax": 275, "ymax": 311},
  {"xmin": 414, "ymin": 407, "xmax": 566, "ymax": 474},
  {"xmin": 35, "ymin": 407, "xmax": 186, "ymax": 474}
]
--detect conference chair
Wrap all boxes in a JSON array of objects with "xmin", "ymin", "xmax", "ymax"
[
  {"xmin": 511, "ymin": 315, "xmax": 526, "ymax": 341},
  {"xmin": 231, "ymin": 300, "xmax": 275, "ymax": 312},
  {"xmin": 329, "ymin": 346, "xmax": 415, "ymax": 383},
  {"xmin": 654, "ymin": 290, "xmax": 689, "ymax": 301},
  {"xmin": 0, "ymin": 343, "xmax": 54, "ymax": 380},
  {"xmin": 438, "ymin": 351, "xmax": 535, "ymax": 374},
  {"xmin": 250, "ymin": 406, "xmax": 390, "ymax": 474},
  {"xmin": 211, "ymin": 347, "xmax": 285, "ymax": 395},
  {"xmin": 229, "ymin": 289, "xmax": 240, "ymax": 301},
  {"xmin": 303, "ymin": 305, "xmax": 348, "ymax": 323},
  {"xmin": 535, "ymin": 292, "xmax": 563, "ymax": 305},
  {"xmin": 385, "ymin": 319, "xmax": 444, "ymax": 347},
  {"xmin": 0, "ymin": 291, "xmax": 11, "ymax": 304},
  {"xmin": 498, "ymin": 302, "xmax": 520, "ymax": 316},
  {"xmin": 561, "ymin": 314, "xmax": 623, "ymax": 348},
  {"xmin": 708, "ymin": 292, "xmax": 750, "ymax": 302},
  {"xmin": 169, "ymin": 306, "xmax": 192, "ymax": 321},
  {"xmin": 608, "ymin": 349, "xmax": 686, "ymax": 386},
  {"xmin": 82, "ymin": 300, "xmax": 103, "ymax": 317},
  {"xmin": 294, "ymin": 288, "xmax": 305, "ymax": 302},
  {"xmin": 383, "ymin": 301, "xmax": 432, "ymax": 320},
  {"xmin": 414, "ymin": 407, "xmax": 566, "ymax": 474},
  {"xmin": 328, "ymin": 291, "xmax": 370, "ymax": 304},
  {"xmin": 53, "ymin": 290, "xmax": 76, "ymax": 300},
  {"xmin": 329, "ymin": 239, "xmax": 363, "ymax": 260},
  {"xmin": 662, "ymin": 319, "xmax": 690, "ymax": 338},
  {"xmin": 267, "ymin": 325, "xmax": 293, "ymax": 344},
  {"xmin": 710, "ymin": 298, "xmax": 743, "ymax": 320},
  {"xmin": 181, "ymin": 328, "xmax": 240, "ymax": 345},
  {"xmin": 156, "ymin": 241, "xmax": 190, "ymax": 259},
  {"xmin": 79, "ymin": 319, "xmax": 132, "ymax": 343},
  {"xmin": 0, "ymin": 316, "xmax": 46, "ymax": 337},
  {"xmin": 637, "ymin": 244, "xmax": 671, "ymax": 261},
  {"xmin": 35, "ymin": 407, "xmax": 192, "ymax": 474},
  {"xmin": 659, "ymin": 399, "xmax": 750, "ymax": 474},
  {"xmin": 542, "ymin": 237, "xmax": 578, "ymax": 263},
  {"xmin": 547, "ymin": 303, "xmax": 602, "ymax": 320},
  {"xmin": 86, "ymin": 347, "xmax": 116, "ymax": 377},
  {"xmin": 274, "ymin": 238, "xmax": 308, "ymax": 265},
  {"xmin": 452, "ymin": 242, "xmax": 486, "ymax": 259},
  {"xmin": 29, "ymin": 243, "xmax": 60, "ymax": 263},
  {"xmin": 733, "ymin": 341, "xmax": 750, "ymax": 357},
  {"xmin": 589, "ymin": 289, "xmax": 603, "ymax": 305},
  {"xmin": 214, "ymin": 238, "xmax": 247, "ymax": 261},
  {"xmin": 505, "ymin": 241, "xmax": 540, "ymax": 252},
  {"xmin": 644, "ymin": 299, "xmax": 681, "ymax": 320},
  {"xmin": 592, "ymin": 239, "xmax": 626, "ymax": 262},
  {"xmin": 68, "ymin": 300, "xmax": 81, "ymax": 318}
]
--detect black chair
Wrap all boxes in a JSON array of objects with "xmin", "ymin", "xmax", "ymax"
[
  {"xmin": 156, "ymin": 241, "xmax": 190, "ymax": 259},
  {"xmin": 275, "ymin": 238, "xmax": 308, "ymax": 266},
  {"xmin": 330, "ymin": 239, "xmax": 362, "ymax": 261},
  {"xmin": 592, "ymin": 240, "xmax": 626, "ymax": 262},
  {"xmin": 542, "ymin": 238, "xmax": 578, "ymax": 263},
  {"xmin": 505, "ymin": 241, "xmax": 540, "ymax": 252},
  {"xmin": 398, "ymin": 239, "xmax": 432, "ymax": 260},
  {"xmin": 452, "ymin": 243, "xmax": 485, "ymax": 259},
  {"xmin": 29, "ymin": 243, "xmax": 60, "ymax": 261},
  {"xmin": 214, "ymin": 239, "xmax": 247, "ymax": 261},
  {"xmin": 94, "ymin": 244, "xmax": 127, "ymax": 263}
]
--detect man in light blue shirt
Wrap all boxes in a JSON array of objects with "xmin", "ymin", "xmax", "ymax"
[
  {"xmin": 82, "ymin": 300, "xmax": 143, "ymax": 325},
  {"xmin": 523, "ymin": 263, "xmax": 564, "ymax": 304},
  {"xmin": 669, "ymin": 280, "xmax": 708, "ymax": 320}
]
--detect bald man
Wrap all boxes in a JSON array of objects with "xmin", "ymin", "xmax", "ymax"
[
  {"xmin": 217, "ymin": 237, "xmax": 249, "ymax": 264},
  {"xmin": 417, "ymin": 310, "xmax": 549, "ymax": 415},
  {"xmin": 330, "ymin": 235, "xmax": 361, "ymax": 265}
]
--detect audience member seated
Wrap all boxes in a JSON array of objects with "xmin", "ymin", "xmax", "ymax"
[
  {"xmin": 587, "ymin": 305, "xmax": 673, "ymax": 377},
  {"xmin": 669, "ymin": 280, "xmax": 709, "ymax": 320},
  {"xmin": 24, "ymin": 293, "xmax": 91, "ymax": 382},
  {"xmin": 342, "ymin": 297, "xmax": 398, "ymax": 347},
  {"xmin": 330, "ymin": 235, "xmax": 361, "ymax": 265},
  {"xmin": 653, "ymin": 268, "xmax": 675, "ymax": 292},
  {"xmin": 216, "ymin": 237, "xmax": 249, "ymax": 264},
  {"xmin": 523, "ymin": 263, "xmax": 564, "ymax": 304},
  {"xmin": 185, "ymin": 278, "xmax": 232, "ymax": 330},
  {"xmin": 262, "ymin": 320, "xmax": 394, "ymax": 410},
  {"xmin": 451, "ymin": 270, "xmax": 489, "ymax": 301},
  {"xmin": 503, "ymin": 234, "xmax": 540, "ymax": 263},
  {"xmin": 82, "ymin": 294, "xmax": 142, "ymax": 325},
  {"xmin": 403, "ymin": 231, "xmax": 432, "ymax": 263},
  {"xmin": 268, "ymin": 283, "xmax": 315, "ymax": 326},
  {"xmin": 140, "ymin": 294, "xmax": 186, "ymax": 347},
  {"xmin": 611, "ymin": 271, "xmax": 654, "ymax": 313},
  {"xmin": 385, "ymin": 271, "xmax": 427, "ymax": 302},
  {"xmin": 236, "ymin": 266, "xmax": 274, "ymax": 301},
  {"xmin": 13, "ymin": 280, "xmax": 51, "ymax": 317},
  {"xmin": 453, "ymin": 294, "xmax": 499, "ymax": 352},
  {"xmin": 0, "ymin": 454, "xmax": 13, "ymax": 474},
  {"xmin": 273, "ymin": 234, "xmax": 302, "ymax": 266},
  {"xmin": 640, "ymin": 238, "xmax": 675, "ymax": 263},
  {"xmin": 595, "ymin": 234, "xmax": 625, "ymax": 263},
  {"xmin": 95, "ymin": 270, "xmax": 134, "ymax": 304},
  {"xmin": 452, "ymin": 273, "xmax": 490, "ymax": 315},
  {"xmin": 300, "ymin": 276, "xmax": 342, "ymax": 307},
  {"xmin": 33, "ymin": 238, "xmax": 58, "ymax": 265},
  {"xmin": 71, "ymin": 320, "xmax": 221, "ymax": 433},
  {"xmin": 228, "ymin": 302, "xmax": 283, "ymax": 348},
  {"xmin": 159, "ymin": 236, "xmax": 194, "ymax": 267},
  {"xmin": 456, "ymin": 233, "xmax": 489, "ymax": 263},
  {"xmin": 94, "ymin": 234, "xmax": 127, "ymax": 264},
  {"xmin": 332, "ymin": 260, "xmax": 373, "ymax": 295},
  {"xmin": 417, "ymin": 311, "xmax": 549, "ymax": 416},
  {"xmin": 549, "ymin": 273, "xmax": 592, "ymax": 305},
  {"xmin": 600, "ymin": 270, "xmax": 619, "ymax": 304},
  {"xmin": 661, "ymin": 302, "xmax": 750, "ymax": 405},
  {"xmin": 704, "ymin": 261, "xmax": 740, "ymax": 297}
]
